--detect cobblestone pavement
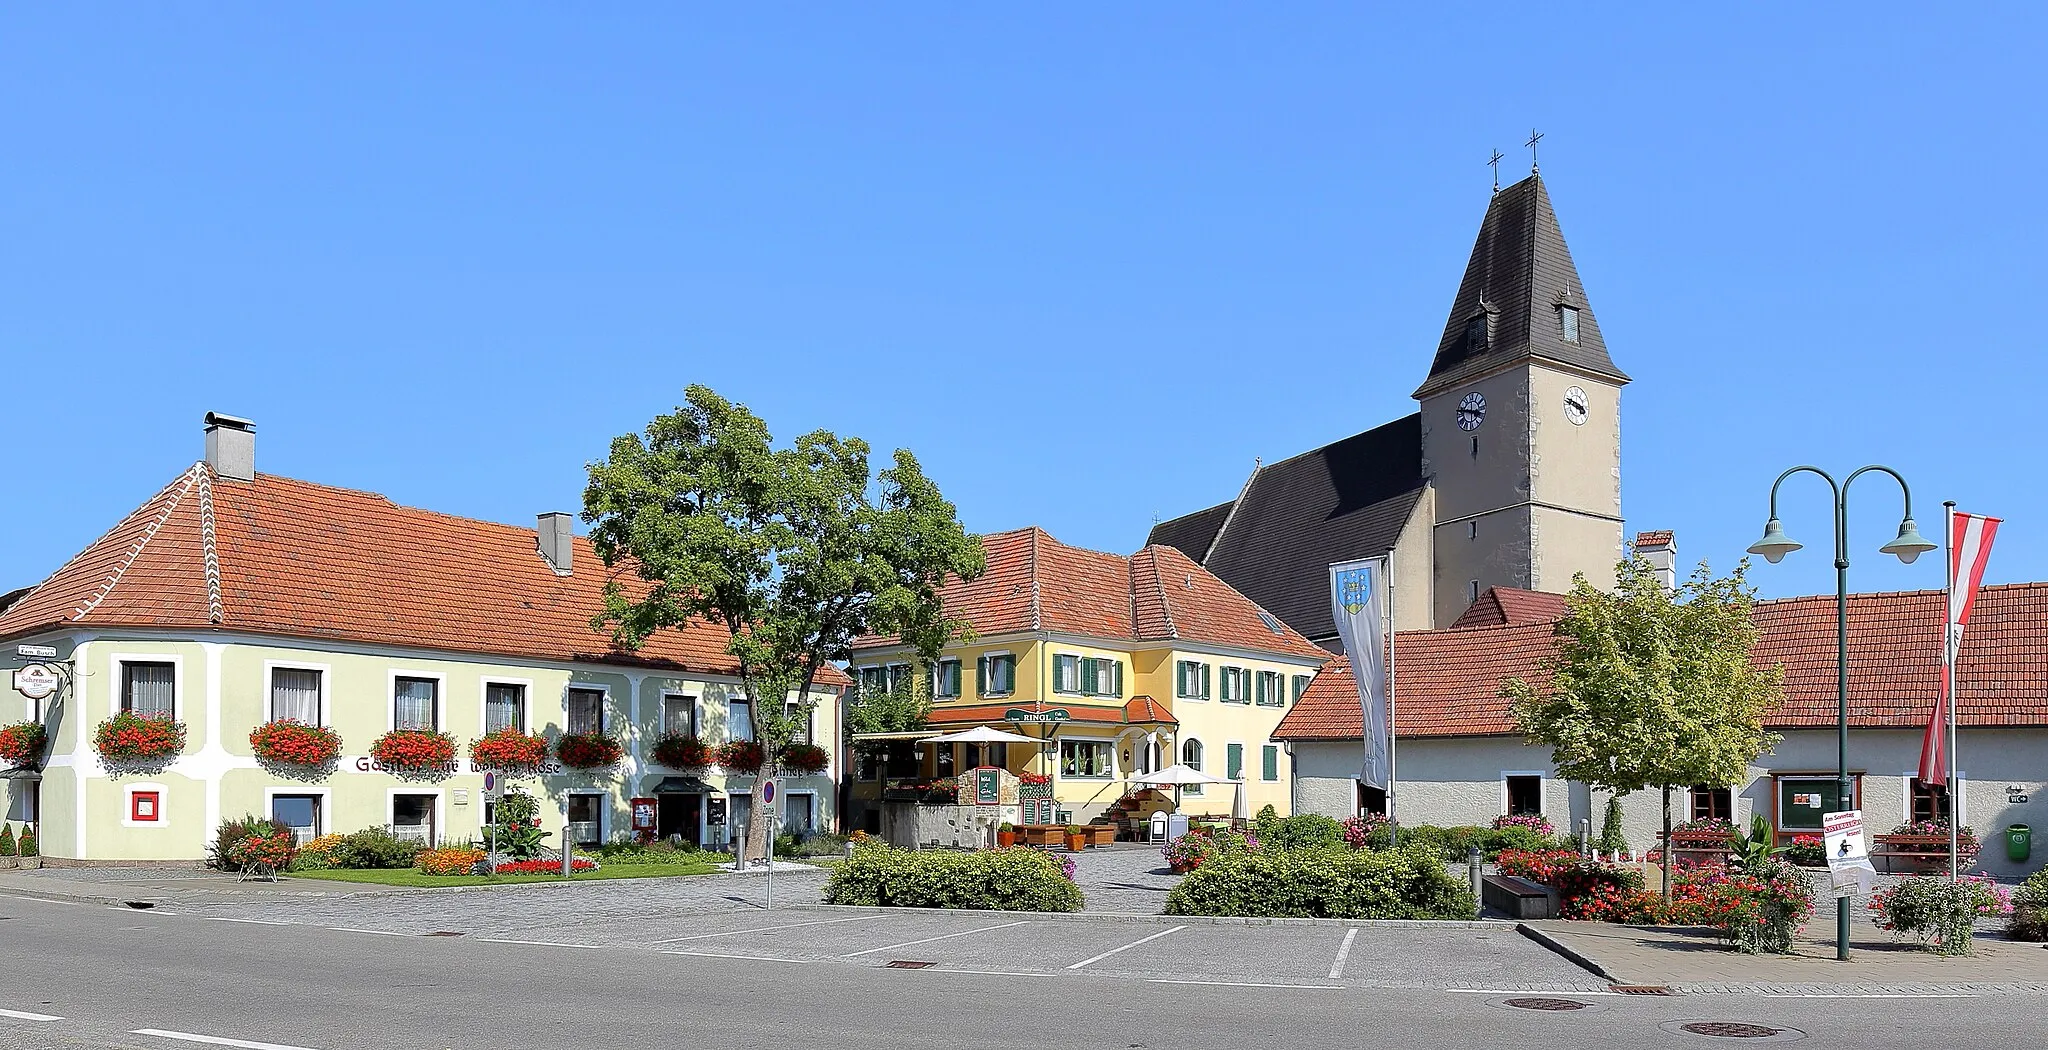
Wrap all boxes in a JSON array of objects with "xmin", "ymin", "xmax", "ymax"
[{"xmin": 1065, "ymin": 843, "xmax": 1179, "ymax": 913}]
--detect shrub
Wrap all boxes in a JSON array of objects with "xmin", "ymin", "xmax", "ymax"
[
  {"xmin": 1273, "ymin": 814, "xmax": 1345, "ymax": 851},
  {"xmin": 1596, "ymin": 796, "xmax": 1629, "ymax": 854},
  {"xmin": 229, "ymin": 826, "xmax": 299, "ymax": 871},
  {"xmin": 778, "ymin": 743, "xmax": 830, "ymax": 775},
  {"xmin": 0, "ymin": 721, "xmax": 49, "ymax": 768},
  {"xmin": 293, "ymin": 834, "xmax": 343, "ymax": 871},
  {"xmin": 1165, "ymin": 843, "xmax": 1473, "ymax": 919},
  {"xmin": 210, "ymin": 814, "xmax": 273, "ymax": 870},
  {"xmin": 776, "ymin": 832, "xmax": 849, "ymax": 859},
  {"xmin": 2010, "ymin": 869, "xmax": 2048, "ymax": 941},
  {"xmin": 93, "ymin": 712, "xmax": 186, "ymax": 762},
  {"xmin": 330, "ymin": 828, "xmax": 425, "ymax": 869},
  {"xmin": 1783, "ymin": 834, "xmax": 1825, "ymax": 867},
  {"xmin": 651, "ymin": 733, "xmax": 714, "ymax": 769},
  {"xmin": 468, "ymin": 728, "xmax": 548, "ymax": 773},
  {"xmin": 497, "ymin": 858, "xmax": 596, "ymax": 874},
  {"xmin": 555, "ymin": 732, "xmax": 625, "ymax": 770},
  {"xmin": 415, "ymin": 847, "xmax": 488, "ymax": 876},
  {"xmin": 1490, "ymin": 825, "xmax": 1555, "ymax": 856},
  {"xmin": 0, "ymin": 825, "xmax": 14, "ymax": 857},
  {"xmin": 824, "ymin": 842, "xmax": 1084, "ymax": 912},
  {"xmin": 1162, "ymin": 831, "xmax": 1217, "ymax": 873},
  {"xmin": 718, "ymin": 740, "xmax": 765, "ymax": 774},
  {"xmin": 1871, "ymin": 875, "xmax": 2009, "ymax": 955},
  {"xmin": 1494, "ymin": 813, "xmax": 1555, "ymax": 836},
  {"xmin": 369, "ymin": 728, "xmax": 457, "ymax": 775},
  {"xmin": 489, "ymin": 788, "xmax": 549, "ymax": 860},
  {"xmin": 1669, "ymin": 859, "xmax": 1815, "ymax": 954},
  {"xmin": 17, "ymin": 827, "xmax": 36, "ymax": 857},
  {"xmin": 1340, "ymin": 814, "xmax": 1396, "ymax": 850},
  {"xmin": 249, "ymin": 720, "xmax": 342, "ymax": 768}
]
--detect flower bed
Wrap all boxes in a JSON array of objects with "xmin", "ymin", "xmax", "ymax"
[
  {"xmin": 1496, "ymin": 849, "xmax": 1657, "ymax": 922},
  {"xmin": 369, "ymin": 728, "xmax": 457, "ymax": 777},
  {"xmin": 93, "ymin": 712, "xmax": 187, "ymax": 763},
  {"xmin": 1665, "ymin": 859, "xmax": 1816, "ymax": 954},
  {"xmin": 651, "ymin": 733, "xmax": 713, "ymax": 769},
  {"xmin": 495, "ymin": 858, "xmax": 597, "ymax": 875},
  {"xmin": 0, "ymin": 721, "xmax": 48, "ymax": 768},
  {"xmin": 778, "ymin": 743, "xmax": 829, "ymax": 775},
  {"xmin": 469, "ymin": 728, "xmax": 548, "ymax": 773},
  {"xmin": 1162, "ymin": 830, "xmax": 1216, "ymax": 874},
  {"xmin": 250, "ymin": 719, "xmax": 342, "ymax": 768},
  {"xmin": 555, "ymin": 732, "xmax": 625, "ymax": 770},
  {"xmin": 718, "ymin": 739, "xmax": 765, "ymax": 774},
  {"xmin": 1783, "ymin": 834, "xmax": 1825, "ymax": 867},
  {"xmin": 1493, "ymin": 813, "xmax": 1554, "ymax": 836},
  {"xmin": 1870, "ymin": 874, "xmax": 2010, "ymax": 955},
  {"xmin": 415, "ymin": 846, "xmax": 488, "ymax": 876}
]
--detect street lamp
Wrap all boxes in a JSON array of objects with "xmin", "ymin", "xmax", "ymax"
[{"xmin": 1749, "ymin": 465, "xmax": 1935, "ymax": 961}]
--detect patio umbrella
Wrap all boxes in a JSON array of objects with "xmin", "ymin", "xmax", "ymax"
[
  {"xmin": 916, "ymin": 725, "xmax": 1040, "ymax": 745},
  {"xmin": 1131, "ymin": 763, "xmax": 1230, "ymax": 786}
]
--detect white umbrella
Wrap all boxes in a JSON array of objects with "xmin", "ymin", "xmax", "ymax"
[
  {"xmin": 917, "ymin": 725, "xmax": 1040, "ymax": 745},
  {"xmin": 1132, "ymin": 763, "xmax": 1230, "ymax": 786}
]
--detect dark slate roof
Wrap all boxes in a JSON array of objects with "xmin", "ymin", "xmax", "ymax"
[
  {"xmin": 1414, "ymin": 174, "xmax": 1628, "ymax": 399},
  {"xmin": 1146, "ymin": 414, "xmax": 1425, "ymax": 643}
]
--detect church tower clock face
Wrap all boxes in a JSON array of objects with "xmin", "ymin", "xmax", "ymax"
[
  {"xmin": 1563, "ymin": 386, "xmax": 1589, "ymax": 426},
  {"xmin": 1456, "ymin": 391, "xmax": 1486, "ymax": 431}
]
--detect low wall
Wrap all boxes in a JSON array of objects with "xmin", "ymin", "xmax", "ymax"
[{"xmin": 881, "ymin": 802, "xmax": 1020, "ymax": 850}]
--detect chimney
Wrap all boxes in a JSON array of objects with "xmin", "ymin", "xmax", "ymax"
[
  {"xmin": 204, "ymin": 412, "xmax": 256, "ymax": 482},
  {"xmin": 537, "ymin": 512, "xmax": 574, "ymax": 575},
  {"xmin": 1633, "ymin": 530, "xmax": 1676, "ymax": 589}
]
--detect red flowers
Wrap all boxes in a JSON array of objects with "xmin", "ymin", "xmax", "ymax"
[
  {"xmin": 0, "ymin": 721, "xmax": 48, "ymax": 768},
  {"xmin": 469, "ymin": 728, "xmax": 548, "ymax": 772},
  {"xmin": 228, "ymin": 830, "xmax": 299, "ymax": 871},
  {"xmin": 250, "ymin": 720, "xmax": 342, "ymax": 767},
  {"xmin": 369, "ymin": 728, "xmax": 457, "ymax": 774},
  {"xmin": 1018, "ymin": 772, "xmax": 1052, "ymax": 786},
  {"xmin": 555, "ymin": 733, "xmax": 625, "ymax": 770},
  {"xmin": 778, "ymin": 743, "xmax": 829, "ymax": 775},
  {"xmin": 651, "ymin": 734, "xmax": 713, "ymax": 769},
  {"xmin": 93, "ymin": 712, "xmax": 187, "ymax": 762},
  {"xmin": 495, "ymin": 858, "xmax": 596, "ymax": 875},
  {"xmin": 718, "ymin": 740, "xmax": 765, "ymax": 774}
]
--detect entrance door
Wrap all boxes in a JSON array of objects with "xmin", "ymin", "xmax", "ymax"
[
  {"xmin": 785, "ymin": 793, "xmax": 816, "ymax": 840},
  {"xmin": 656, "ymin": 793, "xmax": 702, "ymax": 845}
]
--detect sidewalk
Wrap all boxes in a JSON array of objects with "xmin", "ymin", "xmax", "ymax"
[
  {"xmin": 1526, "ymin": 919, "xmax": 2048, "ymax": 993},
  {"xmin": 0, "ymin": 866, "xmax": 383, "ymax": 907}
]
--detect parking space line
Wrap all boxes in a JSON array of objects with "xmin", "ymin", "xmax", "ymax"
[
  {"xmin": 841, "ymin": 920, "xmax": 1031, "ymax": 958},
  {"xmin": 646, "ymin": 915, "xmax": 878, "ymax": 944},
  {"xmin": 1145, "ymin": 979, "xmax": 1340, "ymax": 990},
  {"xmin": 1, "ymin": 894, "xmax": 89, "ymax": 906},
  {"xmin": 480, "ymin": 938, "xmax": 602, "ymax": 949},
  {"xmin": 1444, "ymin": 988, "xmax": 1622, "ymax": 995},
  {"xmin": 326, "ymin": 927, "xmax": 414, "ymax": 937},
  {"xmin": 1327, "ymin": 927, "xmax": 1359, "ymax": 979},
  {"xmin": 928, "ymin": 969, "xmax": 1056, "ymax": 979},
  {"xmin": 1066, "ymin": 924, "xmax": 1186, "ymax": 970},
  {"xmin": 659, "ymin": 948, "xmax": 809, "ymax": 964},
  {"xmin": 131, "ymin": 1029, "xmax": 319, "ymax": 1050},
  {"xmin": 204, "ymin": 917, "xmax": 293, "ymax": 926},
  {"xmin": 0, "ymin": 1008, "xmax": 63, "ymax": 1021}
]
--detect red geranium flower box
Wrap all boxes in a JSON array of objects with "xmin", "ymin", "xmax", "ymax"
[
  {"xmin": 718, "ymin": 739, "xmax": 765, "ymax": 774},
  {"xmin": 496, "ymin": 858, "xmax": 596, "ymax": 875},
  {"xmin": 0, "ymin": 721, "xmax": 48, "ymax": 768},
  {"xmin": 651, "ymin": 733, "xmax": 713, "ymax": 769},
  {"xmin": 469, "ymin": 728, "xmax": 548, "ymax": 772},
  {"xmin": 555, "ymin": 733, "xmax": 625, "ymax": 770},
  {"xmin": 778, "ymin": 743, "xmax": 829, "ymax": 775},
  {"xmin": 369, "ymin": 728, "xmax": 457, "ymax": 773},
  {"xmin": 93, "ymin": 712, "xmax": 187, "ymax": 763},
  {"xmin": 250, "ymin": 719, "xmax": 342, "ymax": 767}
]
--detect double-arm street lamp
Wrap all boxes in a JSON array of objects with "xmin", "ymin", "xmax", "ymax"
[{"xmin": 1748, "ymin": 465, "xmax": 1936, "ymax": 961}]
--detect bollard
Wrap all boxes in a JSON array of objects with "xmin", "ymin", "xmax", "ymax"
[
  {"xmin": 1580, "ymin": 818, "xmax": 1592, "ymax": 858},
  {"xmin": 1468, "ymin": 845, "xmax": 1483, "ymax": 918},
  {"xmin": 561, "ymin": 826, "xmax": 573, "ymax": 878}
]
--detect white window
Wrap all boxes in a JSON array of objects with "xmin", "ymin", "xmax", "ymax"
[
  {"xmin": 484, "ymin": 682, "xmax": 526, "ymax": 734},
  {"xmin": 933, "ymin": 659, "xmax": 962, "ymax": 699},
  {"xmin": 1086, "ymin": 657, "xmax": 1122, "ymax": 697},
  {"xmin": 979, "ymin": 654, "xmax": 1016, "ymax": 696},
  {"xmin": 121, "ymin": 662, "xmax": 176, "ymax": 718},
  {"xmin": 1060, "ymin": 739, "xmax": 1112, "ymax": 778},
  {"xmin": 390, "ymin": 793, "xmax": 438, "ymax": 847},
  {"xmin": 1175, "ymin": 660, "xmax": 1208, "ymax": 700},
  {"xmin": 662, "ymin": 694, "xmax": 698, "ymax": 737},
  {"xmin": 1256, "ymin": 670, "xmax": 1286, "ymax": 707},
  {"xmin": 567, "ymin": 794, "xmax": 603, "ymax": 846},
  {"xmin": 1182, "ymin": 739, "xmax": 1204, "ymax": 795},
  {"xmin": 268, "ymin": 667, "xmax": 321, "ymax": 724},
  {"xmin": 784, "ymin": 701, "xmax": 813, "ymax": 743},
  {"xmin": 1220, "ymin": 667, "xmax": 1251, "ymax": 704},
  {"xmin": 271, "ymin": 794, "xmax": 323, "ymax": 844},
  {"xmin": 566, "ymin": 688, "xmax": 605, "ymax": 735},
  {"xmin": 1559, "ymin": 304, "xmax": 1580, "ymax": 344},
  {"xmin": 858, "ymin": 666, "xmax": 888, "ymax": 696},
  {"xmin": 728, "ymin": 698, "xmax": 755, "ymax": 741},
  {"xmin": 393, "ymin": 676, "xmax": 439, "ymax": 730},
  {"xmin": 1053, "ymin": 654, "xmax": 1082, "ymax": 694},
  {"xmin": 1505, "ymin": 774, "xmax": 1544, "ymax": 816}
]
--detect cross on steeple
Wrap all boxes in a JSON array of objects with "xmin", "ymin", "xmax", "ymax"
[
  {"xmin": 1525, "ymin": 129, "xmax": 1544, "ymax": 174},
  {"xmin": 1489, "ymin": 149, "xmax": 1504, "ymax": 194}
]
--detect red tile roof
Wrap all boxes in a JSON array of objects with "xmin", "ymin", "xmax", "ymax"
[
  {"xmin": 854, "ymin": 526, "xmax": 1331, "ymax": 662},
  {"xmin": 0, "ymin": 464, "xmax": 848, "ymax": 684},
  {"xmin": 1275, "ymin": 582, "xmax": 2048, "ymax": 741},
  {"xmin": 1633, "ymin": 530, "xmax": 1674, "ymax": 551},
  {"xmin": 1448, "ymin": 587, "xmax": 1571, "ymax": 629},
  {"xmin": 925, "ymin": 697, "xmax": 1176, "ymax": 729}
]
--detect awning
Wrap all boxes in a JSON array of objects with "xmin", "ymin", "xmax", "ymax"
[{"xmin": 647, "ymin": 776, "xmax": 714, "ymax": 794}]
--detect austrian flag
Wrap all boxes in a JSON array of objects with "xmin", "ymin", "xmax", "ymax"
[{"xmin": 1919, "ymin": 509, "xmax": 2001, "ymax": 786}]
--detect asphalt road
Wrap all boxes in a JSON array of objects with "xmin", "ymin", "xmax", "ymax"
[{"xmin": 0, "ymin": 893, "xmax": 2034, "ymax": 1050}]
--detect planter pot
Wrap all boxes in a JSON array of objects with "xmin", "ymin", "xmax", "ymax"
[
  {"xmin": 17, "ymin": 857, "xmax": 39, "ymax": 870},
  {"xmin": 1168, "ymin": 856, "xmax": 1202, "ymax": 875},
  {"xmin": 1066, "ymin": 834, "xmax": 1087, "ymax": 852},
  {"xmin": 996, "ymin": 831, "xmax": 1017, "ymax": 848},
  {"xmin": 0, "ymin": 857, "xmax": 15, "ymax": 869},
  {"xmin": 1089, "ymin": 825, "xmax": 1117, "ymax": 846}
]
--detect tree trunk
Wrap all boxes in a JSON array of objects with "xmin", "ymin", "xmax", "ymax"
[
  {"xmin": 1660, "ymin": 784, "xmax": 1673, "ymax": 898},
  {"xmin": 743, "ymin": 757, "xmax": 780, "ymax": 867}
]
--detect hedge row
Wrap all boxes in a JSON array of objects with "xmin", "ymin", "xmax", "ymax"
[
  {"xmin": 824, "ymin": 843, "xmax": 1083, "ymax": 912},
  {"xmin": 1164, "ymin": 844, "xmax": 1474, "ymax": 920}
]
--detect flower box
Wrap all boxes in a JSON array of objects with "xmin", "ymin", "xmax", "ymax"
[
  {"xmin": 651, "ymin": 734, "xmax": 713, "ymax": 770},
  {"xmin": 94, "ymin": 712, "xmax": 187, "ymax": 763},
  {"xmin": 555, "ymin": 732, "xmax": 625, "ymax": 770},
  {"xmin": 496, "ymin": 858, "xmax": 597, "ymax": 875},
  {"xmin": 250, "ymin": 719, "xmax": 342, "ymax": 768},
  {"xmin": 469, "ymin": 728, "xmax": 548, "ymax": 773},
  {"xmin": 779, "ymin": 743, "xmax": 829, "ymax": 775},
  {"xmin": 718, "ymin": 740, "xmax": 766, "ymax": 774},
  {"xmin": 0, "ymin": 721, "xmax": 49, "ymax": 768},
  {"xmin": 1088, "ymin": 824, "xmax": 1117, "ymax": 847},
  {"xmin": 369, "ymin": 728, "xmax": 457, "ymax": 776}
]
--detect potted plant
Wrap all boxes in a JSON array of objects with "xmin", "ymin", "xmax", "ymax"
[
  {"xmin": 555, "ymin": 732, "xmax": 625, "ymax": 770},
  {"xmin": 369, "ymin": 727, "xmax": 458, "ymax": 779},
  {"xmin": 16, "ymin": 826, "xmax": 38, "ymax": 870},
  {"xmin": 93, "ymin": 711, "xmax": 187, "ymax": 764},
  {"xmin": 778, "ymin": 743, "xmax": 829, "ymax": 775},
  {"xmin": 718, "ymin": 739, "xmax": 766, "ymax": 775},
  {"xmin": 250, "ymin": 719, "xmax": 343, "ymax": 771},
  {"xmin": 0, "ymin": 721, "xmax": 48, "ymax": 769},
  {"xmin": 651, "ymin": 733, "xmax": 713, "ymax": 769},
  {"xmin": 1065, "ymin": 824, "xmax": 1088, "ymax": 852},
  {"xmin": 0, "ymin": 824, "xmax": 15, "ymax": 869},
  {"xmin": 997, "ymin": 822, "xmax": 1017, "ymax": 848}
]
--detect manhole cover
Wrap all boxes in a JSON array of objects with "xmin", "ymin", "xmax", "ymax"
[
  {"xmin": 1503, "ymin": 997, "xmax": 1590, "ymax": 1012},
  {"xmin": 424, "ymin": 931, "xmax": 464, "ymax": 937},
  {"xmin": 1681, "ymin": 1023, "xmax": 1782, "ymax": 1039},
  {"xmin": 884, "ymin": 960, "xmax": 934, "ymax": 969}
]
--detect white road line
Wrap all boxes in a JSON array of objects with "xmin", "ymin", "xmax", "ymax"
[
  {"xmin": 0, "ymin": 1008, "xmax": 63, "ymax": 1021},
  {"xmin": 1065, "ymin": 924, "xmax": 1187, "ymax": 970},
  {"xmin": 479, "ymin": 938, "xmax": 602, "ymax": 950},
  {"xmin": 204, "ymin": 917, "xmax": 293, "ymax": 926},
  {"xmin": 841, "ymin": 920, "xmax": 1031, "ymax": 958},
  {"xmin": 1327, "ymin": 927, "xmax": 1359, "ymax": 979},
  {"xmin": 1761, "ymin": 993, "xmax": 1980, "ymax": 999},
  {"xmin": 658, "ymin": 948, "xmax": 809, "ymax": 964},
  {"xmin": 325, "ymin": 927, "xmax": 415, "ymax": 937},
  {"xmin": 1145, "ymin": 979, "xmax": 1340, "ymax": 990},
  {"xmin": 1444, "ymin": 988, "xmax": 1622, "ymax": 996},
  {"xmin": 1, "ymin": 894, "xmax": 89, "ymax": 906},
  {"xmin": 927, "ymin": 969, "xmax": 1055, "ymax": 979},
  {"xmin": 646, "ymin": 914, "xmax": 878, "ymax": 944},
  {"xmin": 130, "ymin": 1029, "xmax": 319, "ymax": 1050}
]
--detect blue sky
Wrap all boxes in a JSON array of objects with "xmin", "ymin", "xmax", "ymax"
[{"xmin": 4, "ymin": 6, "xmax": 2043, "ymax": 602}]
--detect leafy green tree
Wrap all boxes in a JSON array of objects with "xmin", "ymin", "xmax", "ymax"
[
  {"xmin": 1504, "ymin": 558, "xmax": 1783, "ymax": 893},
  {"xmin": 843, "ymin": 671, "xmax": 934, "ymax": 751},
  {"xmin": 584, "ymin": 386, "xmax": 985, "ymax": 863}
]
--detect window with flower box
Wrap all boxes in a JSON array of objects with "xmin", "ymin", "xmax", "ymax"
[
  {"xmin": 662, "ymin": 694, "xmax": 697, "ymax": 737},
  {"xmin": 121, "ymin": 662, "xmax": 176, "ymax": 718},
  {"xmin": 268, "ymin": 667, "xmax": 322, "ymax": 724},
  {"xmin": 728, "ymin": 698, "xmax": 754, "ymax": 741},
  {"xmin": 484, "ymin": 682, "xmax": 526, "ymax": 734},
  {"xmin": 393, "ymin": 676, "xmax": 439, "ymax": 730},
  {"xmin": 1690, "ymin": 785, "xmax": 1732, "ymax": 823},
  {"xmin": 567, "ymin": 688, "xmax": 606, "ymax": 736}
]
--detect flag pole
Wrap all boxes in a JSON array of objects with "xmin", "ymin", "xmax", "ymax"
[
  {"xmin": 1945, "ymin": 500, "xmax": 1959, "ymax": 883},
  {"xmin": 1387, "ymin": 559, "xmax": 1399, "ymax": 850}
]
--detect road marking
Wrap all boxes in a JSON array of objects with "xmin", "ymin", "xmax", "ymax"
[
  {"xmin": 1066, "ymin": 924, "xmax": 1187, "ymax": 970},
  {"xmin": 130, "ymin": 1029, "xmax": 319, "ymax": 1050},
  {"xmin": 1445, "ymin": 988, "xmax": 1622, "ymax": 996},
  {"xmin": 928, "ymin": 969, "xmax": 1055, "ymax": 978},
  {"xmin": 0, "ymin": 894, "xmax": 89, "ymax": 906},
  {"xmin": 841, "ymin": 920, "xmax": 1031, "ymax": 958},
  {"xmin": 204, "ymin": 917, "xmax": 293, "ymax": 926},
  {"xmin": 659, "ymin": 948, "xmax": 808, "ymax": 964},
  {"xmin": 646, "ymin": 914, "xmax": 877, "ymax": 944},
  {"xmin": 1327, "ymin": 927, "xmax": 1359, "ymax": 979},
  {"xmin": 326, "ymin": 927, "xmax": 415, "ymax": 937},
  {"xmin": 1145, "ymin": 979, "xmax": 1340, "ymax": 990},
  {"xmin": 1760, "ymin": 993, "xmax": 1980, "ymax": 999},
  {"xmin": 0, "ymin": 1008, "xmax": 63, "ymax": 1021},
  {"xmin": 480, "ymin": 938, "xmax": 602, "ymax": 950}
]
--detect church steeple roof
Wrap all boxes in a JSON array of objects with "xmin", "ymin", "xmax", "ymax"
[{"xmin": 1413, "ymin": 173, "xmax": 1628, "ymax": 399}]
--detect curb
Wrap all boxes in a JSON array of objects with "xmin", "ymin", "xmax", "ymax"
[
  {"xmin": 1515, "ymin": 922, "xmax": 1619, "ymax": 982},
  {"xmin": 788, "ymin": 901, "xmax": 1514, "ymax": 929}
]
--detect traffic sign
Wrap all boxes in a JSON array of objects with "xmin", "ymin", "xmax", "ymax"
[
  {"xmin": 482, "ymin": 771, "xmax": 498, "ymax": 797},
  {"xmin": 761, "ymin": 779, "xmax": 777, "ymax": 805}
]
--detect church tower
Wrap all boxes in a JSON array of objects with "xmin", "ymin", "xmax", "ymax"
[{"xmin": 1415, "ymin": 173, "xmax": 1628, "ymax": 627}]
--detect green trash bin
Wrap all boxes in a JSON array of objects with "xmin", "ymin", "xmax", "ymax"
[{"xmin": 2008, "ymin": 824, "xmax": 2031, "ymax": 863}]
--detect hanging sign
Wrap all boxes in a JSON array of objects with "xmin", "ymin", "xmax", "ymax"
[
  {"xmin": 1823, "ymin": 809, "xmax": 1875, "ymax": 895},
  {"xmin": 15, "ymin": 644, "xmax": 58, "ymax": 660},
  {"xmin": 11, "ymin": 664, "xmax": 60, "ymax": 701}
]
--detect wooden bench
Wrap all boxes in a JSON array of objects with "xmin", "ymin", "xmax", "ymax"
[
  {"xmin": 1481, "ymin": 874, "xmax": 1557, "ymax": 920},
  {"xmin": 1872, "ymin": 834, "xmax": 1958, "ymax": 874}
]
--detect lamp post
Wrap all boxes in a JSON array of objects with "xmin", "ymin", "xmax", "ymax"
[{"xmin": 1748, "ymin": 465, "xmax": 1936, "ymax": 961}]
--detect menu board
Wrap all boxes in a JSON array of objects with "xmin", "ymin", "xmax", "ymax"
[{"xmin": 972, "ymin": 767, "xmax": 1002, "ymax": 805}]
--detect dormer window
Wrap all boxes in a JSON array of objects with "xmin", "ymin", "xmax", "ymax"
[
  {"xmin": 1558, "ymin": 304, "xmax": 1580, "ymax": 344},
  {"xmin": 1461, "ymin": 312, "xmax": 1489, "ymax": 356}
]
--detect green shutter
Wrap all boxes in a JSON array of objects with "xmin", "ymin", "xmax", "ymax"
[
  {"xmin": 1111, "ymin": 660, "xmax": 1123, "ymax": 697},
  {"xmin": 1263, "ymin": 745, "xmax": 1279, "ymax": 781},
  {"xmin": 975, "ymin": 656, "xmax": 987, "ymax": 696},
  {"xmin": 1293, "ymin": 674, "xmax": 1310, "ymax": 702},
  {"xmin": 1255, "ymin": 671, "xmax": 1267, "ymax": 705},
  {"xmin": 1202, "ymin": 664, "xmax": 1211, "ymax": 699},
  {"xmin": 1227, "ymin": 743, "xmax": 1243, "ymax": 780},
  {"xmin": 1175, "ymin": 660, "xmax": 1188, "ymax": 696},
  {"xmin": 1076, "ymin": 656, "xmax": 1092, "ymax": 695}
]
